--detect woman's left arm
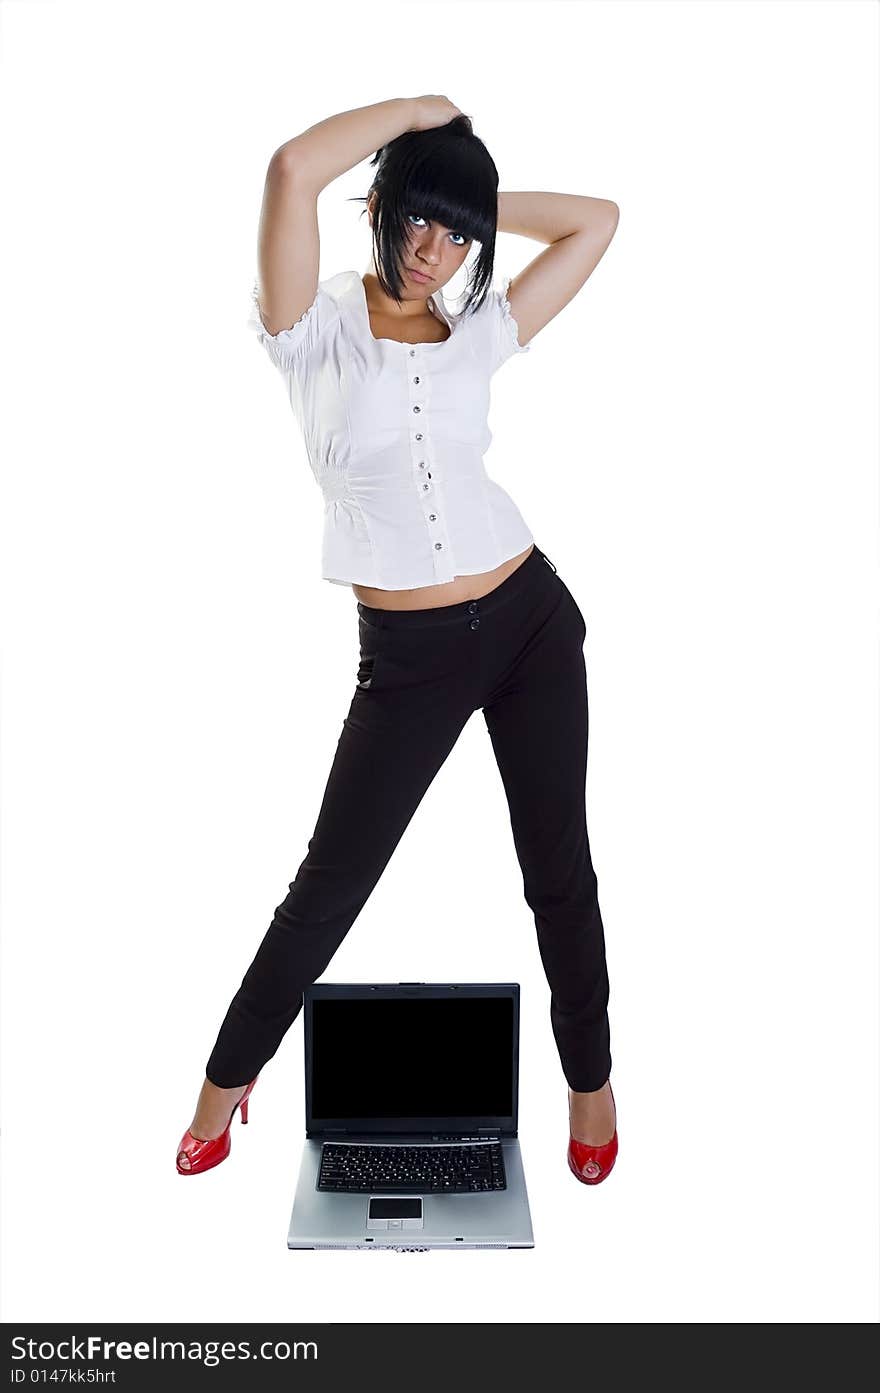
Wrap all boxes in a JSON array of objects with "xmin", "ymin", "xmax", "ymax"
[{"xmin": 496, "ymin": 192, "xmax": 619, "ymax": 346}]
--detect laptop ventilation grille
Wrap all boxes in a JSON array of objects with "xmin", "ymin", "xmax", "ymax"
[{"xmin": 307, "ymin": 1243, "xmax": 508, "ymax": 1251}]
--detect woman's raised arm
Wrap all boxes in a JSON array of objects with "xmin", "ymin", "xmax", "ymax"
[
  {"xmin": 255, "ymin": 99, "xmax": 421, "ymax": 336},
  {"xmin": 275, "ymin": 97, "xmax": 421, "ymax": 193}
]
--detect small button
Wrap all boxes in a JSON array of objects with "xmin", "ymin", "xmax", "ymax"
[
  {"xmin": 409, "ymin": 349, "xmax": 416, "ymax": 357},
  {"xmin": 415, "ymin": 433, "xmax": 423, "ymax": 441},
  {"xmin": 434, "ymin": 542, "xmax": 443, "ymax": 551},
  {"xmin": 418, "ymin": 461, "xmax": 426, "ymax": 469},
  {"xmin": 467, "ymin": 601, "xmax": 479, "ymax": 614},
  {"xmin": 413, "ymin": 376, "xmax": 420, "ymax": 384},
  {"xmin": 428, "ymin": 513, "xmax": 437, "ymax": 521},
  {"xmin": 422, "ymin": 483, "xmax": 430, "ymax": 492},
  {"xmin": 412, "ymin": 405, "xmax": 421, "ymax": 413},
  {"xmin": 469, "ymin": 617, "xmax": 480, "ymax": 630}
]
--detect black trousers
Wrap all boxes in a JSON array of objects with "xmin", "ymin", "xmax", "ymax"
[{"xmin": 206, "ymin": 543, "xmax": 612, "ymax": 1093}]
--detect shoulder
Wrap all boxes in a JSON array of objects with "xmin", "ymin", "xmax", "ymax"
[
  {"xmin": 456, "ymin": 276, "xmax": 531, "ymax": 374},
  {"xmin": 248, "ymin": 269, "xmax": 353, "ymax": 372},
  {"xmin": 319, "ymin": 269, "xmax": 361, "ymax": 305}
]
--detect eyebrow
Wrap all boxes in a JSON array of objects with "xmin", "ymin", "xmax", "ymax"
[{"xmin": 413, "ymin": 216, "xmax": 469, "ymax": 237}]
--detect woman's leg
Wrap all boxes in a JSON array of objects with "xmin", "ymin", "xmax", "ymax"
[
  {"xmin": 204, "ymin": 618, "xmax": 477, "ymax": 1090},
  {"xmin": 481, "ymin": 575, "xmax": 613, "ymax": 1099}
]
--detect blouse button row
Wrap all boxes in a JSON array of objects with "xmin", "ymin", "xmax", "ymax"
[{"xmin": 408, "ymin": 357, "xmax": 450, "ymax": 568}]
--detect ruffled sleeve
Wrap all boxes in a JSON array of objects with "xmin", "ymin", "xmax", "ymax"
[
  {"xmin": 498, "ymin": 275, "xmax": 530, "ymax": 355},
  {"xmin": 481, "ymin": 275, "xmax": 531, "ymax": 375},
  {"xmin": 247, "ymin": 279, "xmax": 339, "ymax": 373}
]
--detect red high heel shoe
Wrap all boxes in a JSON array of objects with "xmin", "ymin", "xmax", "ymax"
[
  {"xmin": 176, "ymin": 1075, "xmax": 259, "ymax": 1176},
  {"xmin": 567, "ymin": 1080, "xmax": 618, "ymax": 1185}
]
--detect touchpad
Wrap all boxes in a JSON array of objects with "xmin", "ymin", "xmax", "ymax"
[{"xmin": 367, "ymin": 1196, "xmax": 424, "ymax": 1230}]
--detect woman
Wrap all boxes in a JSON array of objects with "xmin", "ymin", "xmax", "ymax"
[{"xmin": 176, "ymin": 95, "xmax": 621, "ymax": 1185}]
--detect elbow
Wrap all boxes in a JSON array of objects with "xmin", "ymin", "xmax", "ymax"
[{"xmin": 268, "ymin": 142, "xmax": 312, "ymax": 187}]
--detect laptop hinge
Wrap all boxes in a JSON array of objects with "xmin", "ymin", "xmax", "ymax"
[
  {"xmin": 308, "ymin": 1126, "xmax": 510, "ymax": 1140},
  {"xmin": 307, "ymin": 1125, "xmax": 509, "ymax": 1136},
  {"xmin": 449, "ymin": 1128, "xmax": 503, "ymax": 1139}
]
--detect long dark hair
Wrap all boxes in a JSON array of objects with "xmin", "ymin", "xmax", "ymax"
[{"xmin": 347, "ymin": 114, "xmax": 499, "ymax": 318}]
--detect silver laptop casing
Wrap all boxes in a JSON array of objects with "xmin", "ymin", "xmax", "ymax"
[{"xmin": 288, "ymin": 1135, "xmax": 534, "ymax": 1250}]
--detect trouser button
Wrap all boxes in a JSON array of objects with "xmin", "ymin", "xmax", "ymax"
[
  {"xmin": 469, "ymin": 617, "xmax": 480, "ymax": 630},
  {"xmin": 467, "ymin": 601, "xmax": 479, "ymax": 614}
]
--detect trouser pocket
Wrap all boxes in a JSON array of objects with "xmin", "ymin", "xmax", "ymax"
[
  {"xmin": 555, "ymin": 576, "xmax": 586, "ymax": 642},
  {"xmin": 356, "ymin": 615, "xmax": 384, "ymax": 690}
]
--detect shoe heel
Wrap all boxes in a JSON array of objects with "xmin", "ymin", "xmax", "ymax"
[{"xmin": 240, "ymin": 1095, "xmax": 249, "ymax": 1124}]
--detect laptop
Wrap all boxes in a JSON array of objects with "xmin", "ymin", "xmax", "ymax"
[{"xmin": 287, "ymin": 982, "xmax": 534, "ymax": 1250}]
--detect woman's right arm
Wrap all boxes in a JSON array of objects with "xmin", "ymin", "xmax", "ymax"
[{"xmin": 254, "ymin": 98, "xmax": 420, "ymax": 337}]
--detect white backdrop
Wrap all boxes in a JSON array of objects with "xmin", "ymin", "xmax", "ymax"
[{"xmin": 1, "ymin": 0, "xmax": 877, "ymax": 1324}]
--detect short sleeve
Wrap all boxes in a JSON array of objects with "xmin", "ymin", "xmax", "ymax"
[
  {"xmin": 488, "ymin": 275, "xmax": 531, "ymax": 374},
  {"xmin": 247, "ymin": 279, "xmax": 339, "ymax": 373}
]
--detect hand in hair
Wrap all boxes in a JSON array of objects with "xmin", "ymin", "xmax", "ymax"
[{"xmin": 409, "ymin": 95, "xmax": 464, "ymax": 132}]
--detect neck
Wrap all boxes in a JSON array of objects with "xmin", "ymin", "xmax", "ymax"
[{"xmin": 362, "ymin": 270, "xmax": 436, "ymax": 322}]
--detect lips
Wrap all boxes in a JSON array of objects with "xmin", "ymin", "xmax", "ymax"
[{"xmin": 408, "ymin": 267, "xmax": 432, "ymax": 281}]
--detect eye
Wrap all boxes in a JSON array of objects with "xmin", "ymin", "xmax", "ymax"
[{"xmin": 407, "ymin": 213, "xmax": 469, "ymax": 247}]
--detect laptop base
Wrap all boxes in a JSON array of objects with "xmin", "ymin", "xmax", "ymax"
[{"xmin": 288, "ymin": 1138, "xmax": 534, "ymax": 1250}]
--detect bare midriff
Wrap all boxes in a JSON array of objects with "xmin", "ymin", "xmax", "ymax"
[{"xmin": 351, "ymin": 543, "xmax": 534, "ymax": 611}]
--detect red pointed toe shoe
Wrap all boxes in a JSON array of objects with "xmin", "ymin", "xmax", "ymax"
[
  {"xmin": 567, "ymin": 1082, "xmax": 618, "ymax": 1186},
  {"xmin": 176, "ymin": 1074, "xmax": 259, "ymax": 1176}
]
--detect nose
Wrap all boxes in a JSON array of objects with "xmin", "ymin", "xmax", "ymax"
[{"xmin": 415, "ymin": 235, "xmax": 443, "ymax": 263}]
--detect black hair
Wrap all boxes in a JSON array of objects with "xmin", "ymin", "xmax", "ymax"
[{"xmin": 347, "ymin": 114, "xmax": 498, "ymax": 318}]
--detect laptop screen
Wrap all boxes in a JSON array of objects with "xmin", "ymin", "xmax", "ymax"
[{"xmin": 305, "ymin": 986, "xmax": 518, "ymax": 1133}]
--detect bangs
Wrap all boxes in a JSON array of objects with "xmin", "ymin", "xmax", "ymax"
[{"xmin": 395, "ymin": 156, "xmax": 496, "ymax": 249}]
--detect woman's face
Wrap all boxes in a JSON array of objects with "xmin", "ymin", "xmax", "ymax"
[{"xmin": 368, "ymin": 192, "xmax": 471, "ymax": 294}]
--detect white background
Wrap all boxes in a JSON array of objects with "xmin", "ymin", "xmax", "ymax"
[{"xmin": 1, "ymin": 0, "xmax": 877, "ymax": 1324}]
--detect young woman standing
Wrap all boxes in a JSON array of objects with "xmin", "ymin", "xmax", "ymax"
[{"xmin": 176, "ymin": 95, "xmax": 620, "ymax": 1186}]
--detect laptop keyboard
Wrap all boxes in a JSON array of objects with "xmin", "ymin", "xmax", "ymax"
[{"xmin": 318, "ymin": 1141, "xmax": 507, "ymax": 1193}]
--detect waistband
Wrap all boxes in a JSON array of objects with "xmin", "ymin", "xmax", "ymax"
[{"xmin": 356, "ymin": 543, "xmax": 558, "ymax": 632}]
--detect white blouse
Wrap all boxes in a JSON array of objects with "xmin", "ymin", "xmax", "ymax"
[{"xmin": 247, "ymin": 268, "xmax": 534, "ymax": 590}]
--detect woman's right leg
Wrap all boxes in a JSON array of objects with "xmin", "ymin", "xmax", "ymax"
[{"xmin": 203, "ymin": 615, "xmax": 476, "ymax": 1090}]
